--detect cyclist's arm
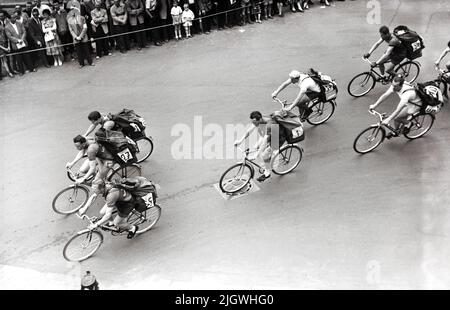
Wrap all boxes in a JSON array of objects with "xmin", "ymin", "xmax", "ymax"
[
  {"xmin": 84, "ymin": 123, "xmax": 98, "ymax": 137},
  {"xmin": 435, "ymin": 47, "xmax": 450, "ymax": 66},
  {"xmin": 235, "ymin": 124, "xmax": 256, "ymax": 145},
  {"xmin": 67, "ymin": 149, "xmax": 85, "ymax": 169},
  {"xmin": 371, "ymin": 86, "xmax": 394, "ymax": 109},
  {"xmin": 375, "ymin": 46, "xmax": 394, "ymax": 65},
  {"xmin": 272, "ymin": 79, "xmax": 291, "ymax": 98},
  {"xmin": 367, "ymin": 38, "xmax": 384, "ymax": 56}
]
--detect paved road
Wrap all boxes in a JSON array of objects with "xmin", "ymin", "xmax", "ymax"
[{"xmin": 1, "ymin": 0, "xmax": 450, "ymax": 289}]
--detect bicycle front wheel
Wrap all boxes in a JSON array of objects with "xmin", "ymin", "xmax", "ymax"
[
  {"xmin": 219, "ymin": 163, "xmax": 253, "ymax": 194},
  {"xmin": 271, "ymin": 144, "xmax": 303, "ymax": 175},
  {"xmin": 404, "ymin": 113, "xmax": 434, "ymax": 139},
  {"xmin": 395, "ymin": 61, "xmax": 420, "ymax": 83},
  {"xmin": 63, "ymin": 230, "xmax": 103, "ymax": 262},
  {"xmin": 135, "ymin": 137, "xmax": 154, "ymax": 163},
  {"xmin": 127, "ymin": 205, "xmax": 161, "ymax": 234},
  {"xmin": 348, "ymin": 72, "xmax": 376, "ymax": 97},
  {"xmin": 107, "ymin": 163, "xmax": 142, "ymax": 182},
  {"xmin": 353, "ymin": 125, "xmax": 385, "ymax": 154},
  {"xmin": 52, "ymin": 185, "xmax": 89, "ymax": 215},
  {"xmin": 307, "ymin": 100, "xmax": 335, "ymax": 125}
]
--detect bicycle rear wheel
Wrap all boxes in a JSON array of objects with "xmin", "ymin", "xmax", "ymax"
[
  {"xmin": 404, "ymin": 113, "xmax": 434, "ymax": 139},
  {"xmin": 353, "ymin": 125, "xmax": 385, "ymax": 154},
  {"xmin": 271, "ymin": 144, "xmax": 303, "ymax": 175},
  {"xmin": 306, "ymin": 100, "xmax": 335, "ymax": 125},
  {"xmin": 348, "ymin": 72, "xmax": 376, "ymax": 97},
  {"xmin": 219, "ymin": 163, "xmax": 253, "ymax": 194},
  {"xmin": 63, "ymin": 230, "xmax": 103, "ymax": 262},
  {"xmin": 127, "ymin": 205, "xmax": 161, "ymax": 234},
  {"xmin": 107, "ymin": 163, "xmax": 142, "ymax": 182},
  {"xmin": 52, "ymin": 185, "xmax": 89, "ymax": 214},
  {"xmin": 135, "ymin": 137, "xmax": 154, "ymax": 163},
  {"xmin": 395, "ymin": 61, "xmax": 420, "ymax": 83}
]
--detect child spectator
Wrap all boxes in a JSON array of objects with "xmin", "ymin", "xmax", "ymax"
[
  {"xmin": 252, "ymin": 0, "xmax": 262, "ymax": 23},
  {"xmin": 181, "ymin": 3, "xmax": 194, "ymax": 38},
  {"xmin": 171, "ymin": 1, "xmax": 182, "ymax": 40}
]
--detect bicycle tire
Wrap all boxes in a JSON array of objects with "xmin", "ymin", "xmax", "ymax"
[
  {"xmin": 353, "ymin": 125, "xmax": 385, "ymax": 154},
  {"xmin": 306, "ymin": 100, "xmax": 335, "ymax": 125},
  {"xmin": 271, "ymin": 144, "xmax": 303, "ymax": 175},
  {"xmin": 219, "ymin": 163, "xmax": 253, "ymax": 194},
  {"xmin": 395, "ymin": 61, "xmax": 420, "ymax": 83},
  {"xmin": 404, "ymin": 113, "xmax": 434, "ymax": 140},
  {"xmin": 52, "ymin": 185, "xmax": 90, "ymax": 215},
  {"xmin": 135, "ymin": 137, "xmax": 154, "ymax": 163},
  {"xmin": 63, "ymin": 230, "xmax": 103, "ymax": 262},
  {"xmin": 107, "ymin": 163, "xmax": 142, "ymax": 182},
  {"xmin": 127, "ymin": 204, "xmax": 162, "ymax": 234},
  {"xmin": 348, "ymin": 72, "xmax": 376, "ymax": 97}
]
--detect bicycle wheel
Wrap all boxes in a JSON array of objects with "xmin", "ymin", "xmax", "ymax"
[
  {"xmin": 52, "ymin": 185, "xmax": 89, "ymax": 215},
  {"xmin": 63, "ymin": 230, "xmax": 103, "ymax": 262},
  {"xmin": 353, "ymin": 125, "xmax": 385, "ymax": 154},
  {"xmin": 127, "ymin": 205, "xmax": 161, "ymax": 234},
  {"xmin": 395, "ymin": 61, "xmax": 420, "ymax": 83},
  {"xmin": 135, "ymin": 137, "xmax": 154, "ymax": 163},
  {"xmin": 271, "ymin": 144, "xmax": 303, "ymax": 175},
  {"xmin": 219, "ymin": 163, "xmax": 253, "ymax": 194},
  {"xmin": 348, "ymin": 72, "xmax": 376, "ymax": 97},
  {"xmin": 107, "ymin": 163, "xmax": 142, "ymax": 182},
  {"xmin": 404, "ymin": 113, "xmax": 434, "ymax": 140},
  {"xmin": 306, "ymin": 100, "xmax": 335, "ymax": 125}
]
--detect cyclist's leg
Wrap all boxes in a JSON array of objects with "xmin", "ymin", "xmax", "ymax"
[
  {"xmin": 393, "ymin": 108, "xmax": 410, "ymax": 132},
  {"xmin": 296, "ymin": 95, "xmax": 311, "ymax": 118},
  {"xmin": 95, "ymin": 159, "xmax": 114, "ymax": 180},
  {"xmin": 256, "ymin": 146, "xmax": 272, "ymax": 182},
  {"xmin": 385, "ymin": 61, "xmax": 397, "ymax": 77}
]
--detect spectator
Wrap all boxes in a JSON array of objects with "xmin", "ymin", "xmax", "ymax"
[
  {"xmin": 67, "ymin": 0, "xmax": 81, "ymax": 11},
  {"xmin": 158, "ymin": 0, "xmax": 170, "ymax": 43},
  {"xmin": 68, "ymin": 7, "xmax": 94, "ymax": 67},
  {"xmin": 127, "ymin": 0, "xmax": 147, "ymax": 50},
  {"xmin": 275, "ymin": 0, "xmax": 283, "ymax": 17},
  {"xmin": 0, "ymin": 14, "xmax": 14, "ymax": 79},
  {"xmin": 33, "ymin": 0, "xmax": 53, "ymax": 18},
  {"xmin": 5, "ymin": 12, "xmax": 35, "ymax": 75},
  {"xmin": 182, "ymin": 0, "xmax": 199, "ymax": 35},
  {"xmin": 181, "ymin": 3, "xmax": 194, "ymax": 38},
  {"xmin": 91, "ymin": 0, "xmax": 111, "ymax": 58},
  {"xmin": 240, "ymin": 0, "xmax": 253, "ymax": 26},
  {"xmin": 15, "ymin": 6, "xmax": 31, "ymax": 29},
  {"xmin": 110, "ymin": 0, "xmax": 129, "ymax": 53},
  {"xmin": 251, "ymin": 0, "xmax": 261, "ymax": 23},
  {"xmin": 81, "ymin": 271, "xmax": 99, "ymax": 290},
  {"xmin": 171, "ymin": 1, "xmax": 182, "ymax": 40},
  {"xmin": 197, "ymin": 0, "xmax": 212, "ymax": 34},
  {"xmin": 145, "ymin": 0, "xmax": 162, "ymax": 46},
  {"xmin": 41, "ymin": 9, "xmax": 63, "ymax": 66},
  {"xmin": 28, "ymin": 8, "xmax": 50, "ymax": 68},
  {"xmin": 291, "ymin": 1, "xmax": 303, "ymax": 12},
  {"xmin": 262, "ymin": 0, "xmax": 273, "ymax": 19},
  {"xmin": 227, "ymin": 0, "xmax": 241, "ymax": 28},
  {"xmin": 216, "ymin": 0, "xmax": 226, "ymax": 30},
  {"xmin": 53, "ymin": 1, "xmax": 75, "ymax": 61},
  {"xmin": 24, "ymin": 2, "xmax": 34, "ymax": 17}
]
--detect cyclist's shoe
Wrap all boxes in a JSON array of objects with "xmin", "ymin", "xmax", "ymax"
[
  {"xmin": 256, "ymin": 171, "xmax": 271, "ymax": 182},
  {"xmin": 105, "ymin": 221, "xmax": 115, "ymax": 228},
  {"xmin": 402, "ymin": 126, "xmax": 411, "ymax": 135},
  {"xmin": 127, "ymin": 225, "xmax": 139, "ymax": 239},
  {"xmin": 385, "ymin": 131, "xmax": 399, "ymax": 140}
]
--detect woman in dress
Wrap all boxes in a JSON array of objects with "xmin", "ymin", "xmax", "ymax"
[
  {"xmin": 0, "ymin": 20, "xmax": 14, "ymax": 79},
  {"xmin": 41, "ymin": 9, "xmax": 64, "ymax": 66}
]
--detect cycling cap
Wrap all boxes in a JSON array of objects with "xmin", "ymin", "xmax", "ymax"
[{"xmin": 289, "ymin": 70, "xmax": 301, "ymax": 79}]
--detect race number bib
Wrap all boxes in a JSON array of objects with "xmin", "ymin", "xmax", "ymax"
[
  {"xmin": 117, "ymin": 148, "xmax": 133, "ymax": 163},
  {"xmin": 141, "ymin": 193, "xmax": 154, "ymax": 207},
  {"xmin": 291, "ymin": 126, "xmax": 303, "ymax": 138},
  {"xmin": 411, "ymin": 40, "xmax": 422, "ymax": 52}
]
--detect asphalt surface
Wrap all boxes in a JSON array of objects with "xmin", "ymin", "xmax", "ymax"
[{"xmin": 1, "ymin": 0, "xmax": 450, "ymax": 289}]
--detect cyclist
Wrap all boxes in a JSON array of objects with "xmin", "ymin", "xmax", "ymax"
[
  {"xmin": 66, "ymin": 134, "xmax": 115, "ymax": 184},
  {"xmin": 84, "ymin": 111, "xmax": 116, "ymax": 137},
  {"xmin": 364, "ymin": 25, "xmax": 408, "ymax": 81},
  {"xmin": 86, "ymin": 180, "xmax": 139, "ymax": 239},
  {"xmin": 271, "ymin": 69, "xmax": 321, "ymax": 119},
  {"xmin": 234, "ymin": 111, "xmax": 276, "ymax": 182},
  {"xmin": 434, "ymin": 40, "xmax": 450, "ymax": 69},
  {"xmin": 369, "ymin": 75, "xmax": 422, "ymax": 139}
]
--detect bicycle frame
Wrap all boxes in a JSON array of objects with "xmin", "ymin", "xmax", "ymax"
[{"xmin": 368, "ymin": 109, "xmax": 407, "ymax": 136}]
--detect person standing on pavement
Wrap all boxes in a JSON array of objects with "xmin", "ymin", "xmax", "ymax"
[
  {"xmin": 91, "ymin": 0, "xmax": 111, "ymax": 58},
  {"xmin": 197, "ymin": 0, "xmax": 212, "ymax": 34},
  {"xmin": 145, "ymin": 0, "xmax": 162, "ymax": 46},
  {"xmin": 81, "ymin": 271, "xmax": 99, "ymax": 290},
  {"xmin": 28, "ymin": 8, "xmax": 50, "ymax": 69},
  {"xmin": 68, "ymin": 7, "xmax": 94, "ymax": 67},
  {"xmin": 127, "ymin": 0, "xmax": 147, "ymax": 50},
  {"xmin": 110, "ymin": 0, "xmax": 129, "ymax": 53}
]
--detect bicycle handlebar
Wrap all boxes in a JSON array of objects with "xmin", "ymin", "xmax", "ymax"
[{"xmin": 273, "ymin": 97, "xmax": 287, "ymax": 108}]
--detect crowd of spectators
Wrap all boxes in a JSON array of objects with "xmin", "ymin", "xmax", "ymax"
[{"xmin": 0, "ymin": 0, "xmax": 356, "ymax": 80}]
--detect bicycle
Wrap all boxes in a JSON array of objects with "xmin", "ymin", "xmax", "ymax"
[
  {"xmin": 63, "ymin": 198, "xmax": 161, "ymax": 262},
  {"xmin": 129, "ymin": 131, "xmax": 154, "ymax": 164},
  {"xmin": 347, "ymin": 57, "xmax": 421, "ymax": 98},
  {"xmin": 434, "ymin": 66, "xmax": 449, "ymax": 100},
  {"xmin": 53, "ymin": 163, "xmax": 142, "ymax": 215},
  {"xmin": 353, "ymin": 109, "xmax": 434, "ymax": 154}
]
